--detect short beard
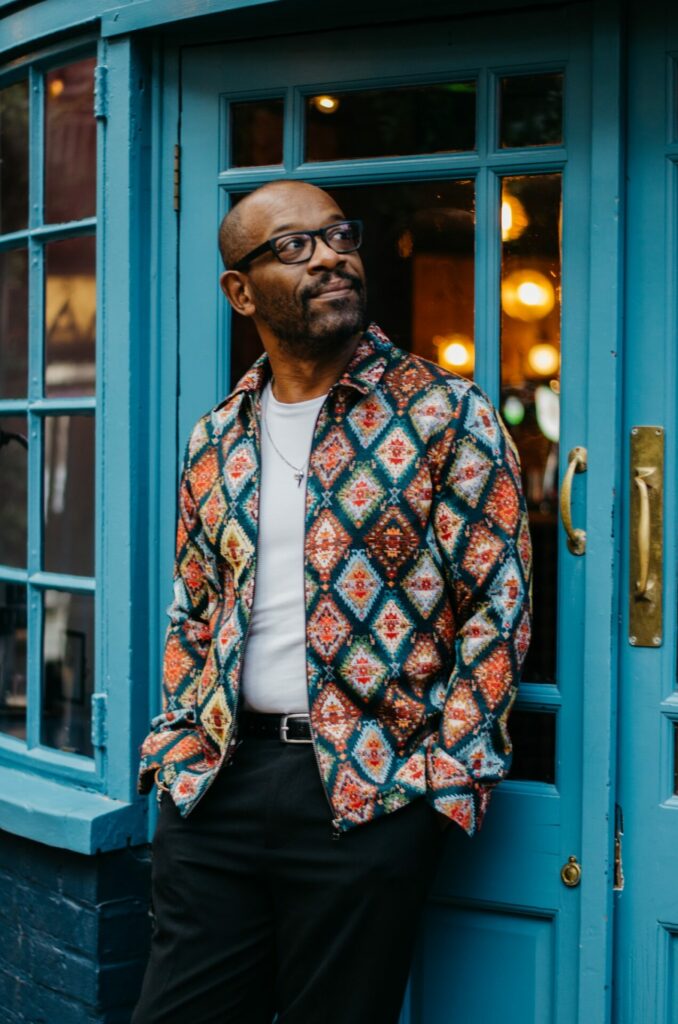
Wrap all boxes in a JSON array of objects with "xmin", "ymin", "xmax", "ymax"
[{"xmin": 251, "ymin": 270, "xmax": 368, "ymax": 360}]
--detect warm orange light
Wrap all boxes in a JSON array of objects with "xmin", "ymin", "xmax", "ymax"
[
  {"xmin": 501, "ymin": 194, "xmax": 529, "ymax": 242},
  {"xmin": 311, "ymin": 94, "xmax": 340, "ymax": 114},
  {"xmin": 48, "ymin": 78, "xmax": 65, "ymax": 98},
  {"xmin": 528, "ymin": 343, "xmax": 560, "ymax": 376},
  {"xmin": 435, "ymin": 334, "xmax": 475, "ymax": 374},
  {"xmin": 501, "ymin": 269, "xmax": 556, "ymax": 321}
]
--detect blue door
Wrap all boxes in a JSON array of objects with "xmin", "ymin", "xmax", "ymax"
[
  {"xmin": 174, "ymin": 8, "xmax": 621, "ymax": 1021},
  {"xmin": 615, "ymin": 4, "xmax": 678, "ymax": 1021}
]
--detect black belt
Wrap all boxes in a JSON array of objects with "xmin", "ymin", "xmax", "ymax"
[{"xmin": 241, "ymin": 711, "xmax": 313, "ymax": 744}]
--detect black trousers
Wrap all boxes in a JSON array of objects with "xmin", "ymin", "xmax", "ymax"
[{"xmin": 132, "ymin": 736, "xmax": 445, "ymax": 1024}]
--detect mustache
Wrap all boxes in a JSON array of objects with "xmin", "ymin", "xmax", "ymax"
[{"xmin": 301, "ymin": 270, "xmax": 364, "ymax": 301}]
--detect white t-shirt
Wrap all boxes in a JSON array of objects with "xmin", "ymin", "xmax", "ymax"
[{"xmin": 241, "ymin": 381, "xmax": 327, "ymax": 713}]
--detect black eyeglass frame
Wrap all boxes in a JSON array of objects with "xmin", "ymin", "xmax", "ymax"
[{"xmin": 230, "ymin": 219, "xmax": 364, "ymax": 272}]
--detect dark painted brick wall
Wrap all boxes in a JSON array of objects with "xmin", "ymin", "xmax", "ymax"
[{"xmin": 0, "ymin": 830, "xmax": 152, "ymax": 1024}]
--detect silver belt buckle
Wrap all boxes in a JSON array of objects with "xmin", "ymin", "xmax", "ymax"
[{"xmin": 280, "ymin": 713, "xmax": 312, "ymax": 744}]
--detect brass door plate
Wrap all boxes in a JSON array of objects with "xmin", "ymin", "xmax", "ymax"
[{"xmin": 629, "ymin": 426, "xmax": 664, "ymax": 647}]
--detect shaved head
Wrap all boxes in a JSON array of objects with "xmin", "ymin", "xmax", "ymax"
[
  {"xmin": 218, "ymin": 179, "xmax": 367, "ymax": 359},
  {"xmin": 218, "ymin": 180, "xmax": 336, "ymax": 269}
]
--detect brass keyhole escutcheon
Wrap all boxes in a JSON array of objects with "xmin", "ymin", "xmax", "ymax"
[{"xmin": 561, "ymin": 855, "xmax": 582, "ymax": 888}]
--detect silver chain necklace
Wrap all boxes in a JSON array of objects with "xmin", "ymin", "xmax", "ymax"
[{"xmin": 264, "ymin": 388, "xmax": 309, "ymax": 487}]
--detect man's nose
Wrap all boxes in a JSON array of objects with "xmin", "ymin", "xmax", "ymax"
[{"xmin": 307, "ymin": 235, "xmax": 345, "ymax": 271}]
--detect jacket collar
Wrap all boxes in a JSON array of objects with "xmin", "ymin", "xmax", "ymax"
[{"xmin": 228, "ymin": 322, "xmax": 392, "ymax": 400}]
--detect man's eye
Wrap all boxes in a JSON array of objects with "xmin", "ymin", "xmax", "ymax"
[
  {"xmin": 328, "ymin": 223, "xmax": 353, "ymax": 241},
  {"xmin": 276, "ymin": 235, "xmax": 308, "ymax": 254}
]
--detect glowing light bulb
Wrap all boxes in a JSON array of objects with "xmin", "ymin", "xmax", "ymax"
[
  {"xmin": 434, "ymin": 334, "xmax": 474, "ymax": 374},
  {"xmin": 312, "ymin": 95, "xmax": 340, "ymax": 114},
  {"xmin": 528, "ymin": 343, "xmax": 560, "ymax": 376},
  {"xmin": 49, "ymin": 78, "xmax": 65, "ymax": 98},
  {"xmin": 501, "ymin": 269, "xmax": 556, "ymax": 321},
  {"xmin": 501, "ymin": 194, "xmax": 529, "ymax": 241}
]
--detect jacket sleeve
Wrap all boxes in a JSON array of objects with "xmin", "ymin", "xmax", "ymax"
[
  {"xmin": 137, "ymin": 432, "xmax": 217, "ymax": 795},
  {"xmin": 426, "ymin": 383, "xmax": 533, "ymax": 835}
]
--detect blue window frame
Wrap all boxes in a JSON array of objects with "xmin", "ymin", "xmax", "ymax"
[
  {"xmin": 0, "ymin": 33, "xmax": 149, "ymax": 853},
  {"xmin": 0, "ymin": 40, "xmax": 100, "ymax": 786}
]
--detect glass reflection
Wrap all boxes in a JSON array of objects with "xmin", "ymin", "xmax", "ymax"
[
  {"xmin": 0, "ymin": 416, "xmax": 28, "ymax": 569},
  {"xmin": 228, "ymin": 180, "xmax": 475, "ymax": 385},
  {"xmin": 0, "ymin": 80, "xmax": 29, "ymax": 235},
  {"xmin": 0, "ymin": 582, "xmax": 27, "ymax": 740},
  {"xmin": 42, "ymin": 588, "xmax": 94, "ymax": 757},
  {"xmin": 500, "ymin": 73, "xmax": 563, "ymax": 149},
  {"xmin": 0, "ymin": 248, "xmax": 28, "ymax": 399},
  {"xmin": 44, "ymin": 58, "xmax": 96, "ymax": 224},
  {"xmin": 507, "ymin": 709, "xmax": 556, "ymax": 783},
  {"xmin": 305, "ymin": 82, "xmax": 476, "ymax": 161},
  {"xmin": 45, "ymin": 234, "xmax": 96, "ymax": 397},
  {"xmin": 44, "ymin": 415, "xmax": 95, "ymax": 577},
  {"xmin": 500, "ymin": 174, "xmax": 561, "ymax": 684},
  {"xmin": 230, "ymin": 99, "xmax": 284, "ymax": 167}
]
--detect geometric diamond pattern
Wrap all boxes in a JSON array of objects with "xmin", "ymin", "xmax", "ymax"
[
  {"xmin": 341, "ymin": 638, "xmax": 388, "ymax": 700},
  {"xmin": 373, "ymin": 598, "xmax": 413, "ymax": 658},
  {"xmin": 403, "ymin": 551, "xmax": 445, "ymax": 618},
  {"xmin": 336, "ymin": 552, "xmax": 382, "ymax": 620},
  {"xmin": 464, "ymin": 390, "xmax": 502, "ymax": 454},
  {"xmin": 448, "ymin": 437, "xmax": 493, "ymax": 508},
  {"xmin": 137, "ymin": 323, "xmax": 531, "ymax": 841},
  {"xmin": 375, "ymin": 426, "xmax": 417, "ymax": 481},
  {"xmin": 353, "ymin": 723, "xmax": 394, "ymax": 783},
  {"xmin": 346, "ymin": 390, "xmax": 391, "ymax": 447},
  {"xmin": 337, "ymin": 464, "xmax": 385, "ymax": 527}
]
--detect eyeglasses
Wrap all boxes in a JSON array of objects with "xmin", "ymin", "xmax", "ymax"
[{"xmin": 231, "ymin": 219, "xmax": 363, "ymax": 272}]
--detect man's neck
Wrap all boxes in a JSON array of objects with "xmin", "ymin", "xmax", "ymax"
[{"xmin": 264, "ymin": 335, "xmax": 360, "ymax": 404}]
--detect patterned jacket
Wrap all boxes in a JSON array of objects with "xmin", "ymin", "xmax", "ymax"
[{"xmin": 137, "ymin": 324, "xmax": 532, "ymax": 836}]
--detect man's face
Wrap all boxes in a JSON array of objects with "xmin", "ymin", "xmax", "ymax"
[{"xmin": 235, "ymin": 186, "xmax": 367, "ymax": 359}]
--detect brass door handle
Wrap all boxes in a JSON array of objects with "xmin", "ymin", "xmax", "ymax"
[
  {"xmin": 629, "ymin": 426, "xmax": 664, "ymax": 647},
  {"xmin": 559, "ymin": 446, "xmax": 587, "ymax": 555},
  {"xmin": 634, "ymin": 466, "xmax": 654, "ymax": 597}
]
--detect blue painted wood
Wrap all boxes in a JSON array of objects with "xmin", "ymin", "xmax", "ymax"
[
  {"xmin": 616, "ymin": 2, "xmax": 678, "ymax": 1021},
  {"xmin": 0, "ymin": 762, "xmax": 147, "ymax": 853},
  {"xmin": 98, "ymin": 34, "xmax": 153, "ymax": 809},
  {"xmin": 177, "ymin": 8, "xmax": 616, "ymax": 1021},
  {"xmin": 99, "ymin": 0, "xmax": 571, "ymax": 39},
  {"xmin": 575, "ymin": 6, "xmax": 624, "ymax": 1021},
  {"xmin": 143, "ymin": 39, "xmax": 182, "ymax": 841}
]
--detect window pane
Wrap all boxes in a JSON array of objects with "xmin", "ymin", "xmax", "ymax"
[
  {"xmin": 0, "ymin": 415, "xmax": 28, "ymax": 569},
  {"xmin": 43, "ymin": 415, "xmax": 95, "ymax": 577},
  {"xmin": 0, "ymin": 248, "xmax": 28, "ymax": 398},
  {"xmin": 44, "ymin": 58, "xmax": 96, "ymax": 224},
  {"xmin": 228, "ymin": 180, "xmax": 475, "ymax": 385},
  {"xmin": 230, "ymin": 99, "xmax": 284, "ymax": 167},
  {"xmin": 0, "ymin": 80, "xmax": 29, "ymax": 234},
  {"xmin": 500, "ymin": 174, "xmax": 561, "ymax": 684},
  {"xmin": 0, "ymin": 581, "xmax": 27, "ymax": 740},
  {"xmin": 42, "ymin": 588, "xmax": 94, "ymax": 756},
  {"xmin": 45, "ymin": 234, "xmax": 96, "ymax": 397},
  {"xmin": 305, "ymin": 82, "xmax": 476, "ymax": 161},
  {"xmin": 500, "ymin": 73, "xmax": 563, "ymax": 148},
  {"xmin": 507, "ymin": 709, "xmax": 556, "ymax": 783}
]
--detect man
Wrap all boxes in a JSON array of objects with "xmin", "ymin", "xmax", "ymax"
[{"xmin": 132, "ymin": 180, "xmax": 532, "ymax": 1024}]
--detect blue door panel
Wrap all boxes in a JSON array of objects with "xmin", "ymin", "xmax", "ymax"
[
  {"xmin": 176, "ymin": 9, "xmax": 618, "ymax": 1022},
  {"xmin": 411, "ymin": 904, "xmax": 555, "ymax": 1024}
]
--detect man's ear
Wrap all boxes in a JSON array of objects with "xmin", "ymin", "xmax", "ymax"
[{"xmin": 220, "ymin": 270, "xmax": 256, "ymax": 317}]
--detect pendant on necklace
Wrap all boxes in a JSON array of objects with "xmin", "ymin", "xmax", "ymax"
[{"xmin": 294, "ymin": 471, "xmax": 305, "ymax": 487}]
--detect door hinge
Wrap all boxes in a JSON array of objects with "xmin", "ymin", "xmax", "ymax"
[
  {"xmin": 91, "ymin": 692, "xmax": 108, "ymax": 749},
  {"xmin": 173, "ymin": 144, "xmax": 181, "ymax": 212},
  {"xmin": 614, "ymin": 803, "xmax": 625, "ymax": 891},
  {"xmin": 93, "ymin": 65, "xmax": 108, "ymax": 120}
]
